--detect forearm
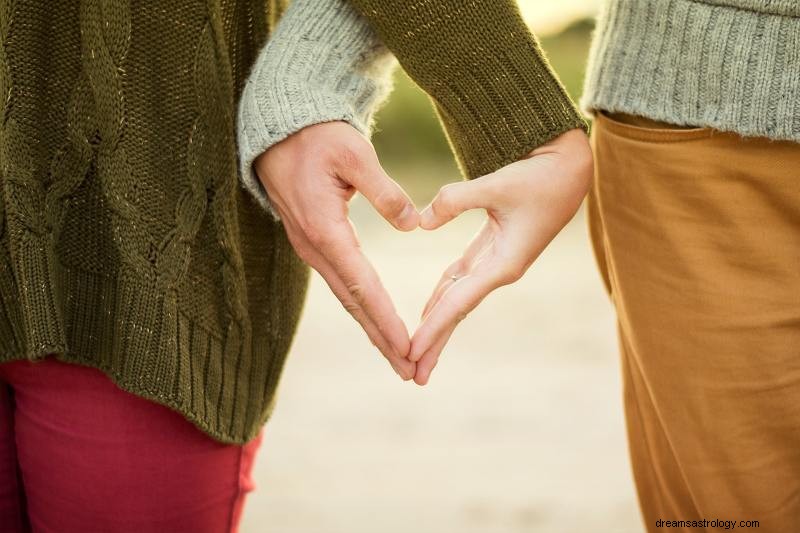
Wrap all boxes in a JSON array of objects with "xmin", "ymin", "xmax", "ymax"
[
  {"xmin": 236, "ymin": 0, "xmax": 397, "ymax": 217},
  {"xmin": 346, "ymin": 0, "xmax": 588, "ymax": 180}
]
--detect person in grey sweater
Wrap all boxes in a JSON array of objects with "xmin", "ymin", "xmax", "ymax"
[
  {"xmin": 580, "ymin": 2, "xmax": 799, "ymax": 530},
  {"xmin": 239, "ymin": 0, "xmax": 799, "ymax": 530}
]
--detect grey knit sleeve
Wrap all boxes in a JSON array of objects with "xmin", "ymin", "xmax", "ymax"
[{"xmin": 236, "ymin": 0, "xmax": 397, "ymax": 218}]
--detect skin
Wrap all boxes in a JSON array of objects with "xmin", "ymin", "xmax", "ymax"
[
  {"xmin": 411, "ymin": 128, "xmax": 593, "ymax": 385},
  {"xmin": 254, "ymin": 122, "xmax": 419, "ymax": 380},
  {"xmin": 255, "ymin": 123, "xmax": 592, "ymax": 385}
]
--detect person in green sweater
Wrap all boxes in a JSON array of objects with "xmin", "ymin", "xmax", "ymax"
[{"xmin": 0, "ymin": 0, "xmax": 591, "ymax": 530}]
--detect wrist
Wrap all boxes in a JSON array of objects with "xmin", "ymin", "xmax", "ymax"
[{"xmin": 235, "ymin": 0, "xmax": 397, "ymax": 217}]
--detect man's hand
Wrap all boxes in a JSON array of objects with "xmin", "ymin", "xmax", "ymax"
[
  {"xmin": 254, "ymin": 122, "xmax": 419, "ymax": 380},
  {"xmin": 410, "ymin": 128, "xmax": 593, "ymax": 385}
]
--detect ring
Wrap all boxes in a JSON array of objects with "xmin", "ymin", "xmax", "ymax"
[{"xmin": 450, "ymin": 275, "xmax": 459, "ymax": 282}]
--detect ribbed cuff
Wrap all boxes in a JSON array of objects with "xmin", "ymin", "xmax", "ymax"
[
  {"xmin": 236, "ymin": 0, "xmax": 396, "ymax": 219},
  {"xmin": 581, "ymin": 0, "xmax": 800, "ymax": 143},
  {"xmin": 348, "ymin": 0, "xmax": 589, "ymax": 180}
]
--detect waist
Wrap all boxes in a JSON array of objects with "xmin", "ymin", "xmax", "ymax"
[{"xmin": 580, "ymin": 0, "xmax": 800, "ymax": 143}]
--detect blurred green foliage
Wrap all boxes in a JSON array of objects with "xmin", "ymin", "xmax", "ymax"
[{"xmin": 371, "ymin": 18, "xmax": 594, "ymax": 202}]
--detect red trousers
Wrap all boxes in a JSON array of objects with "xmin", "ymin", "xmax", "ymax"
[{"xmin": 0, "ymin": 357, "xmax": 263, "ymax": 533}]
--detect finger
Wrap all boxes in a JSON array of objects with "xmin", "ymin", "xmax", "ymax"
[
  {"xmin": 419, "ymin": 224, "xmax": 494, "ymax": 325},
  {"xmin": 312, "ymin": 248, "xmax": 416, "ymax": 380},
  {"xmin": 410, "ymin": 270, "xmax": 502, "ymax": 362},
  {"xmin": 420, "ymin": 274, "xmax": 456, "ymax": 324},
  {"xmin": 339, "ymin": 145, "xmax": 418, "ymax": 231},
  {"xmin": 283, "ymin": 219, "xmax": 415, "ymax": 379},
  {"xmin": 420, "ymin": 261, "xmax": 462, "ymax": 323},
  {"xmin": 420, "ymin": 177, "xmax": 496, "ymax": 230},
  {"xmin": 413, "ymin": 323, "xmax": 456, "ymax": 386},
  {"xmin": 316, "ymin": 222, "xmax": 412, "ymax": 361}
]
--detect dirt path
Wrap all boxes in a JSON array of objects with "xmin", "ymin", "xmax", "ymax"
[{"xmin": 241, "ymin": 199, "xmax": 643, "ymax": 533}]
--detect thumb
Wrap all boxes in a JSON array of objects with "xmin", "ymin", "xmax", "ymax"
[
  {"xmin": 342, "ymin": 145, "xmax": 418, "ymax": 232},
  {"xmin": 420, "ymin": 177, "xmax": 494, "ymax": 230}
]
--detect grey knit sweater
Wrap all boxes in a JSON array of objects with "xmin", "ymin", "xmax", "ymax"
[
  {"xmin": 237, "ymin": 0, "xmax": 395, "ymax": 218},
  {"xmin": 582, "ymin": 0, "xmax": 800, "ymax": 142}
]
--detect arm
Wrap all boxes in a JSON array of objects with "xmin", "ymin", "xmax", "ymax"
[
  {"xmin": 346, "ymin": 0, "xmax": 589, "ymax": 180},
  {"xmin": 238, "ymin": 0, "xmax": 592, "ymax": 385},
  {"xmin": 347, "ymin": 0, "xmax": 593, "ymax": 385},
  {"xmin": 236, "ymin": 0, "xmax": 419, "ymax": 380},
  {"xmin": 410, "ymin": 130, "xmax": 592, "ymax": 384},
  {"xmin": 236, "ymin": 0, "xmax": 397, "ymax": 218}
]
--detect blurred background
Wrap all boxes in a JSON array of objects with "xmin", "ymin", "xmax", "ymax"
[{"xmin": 243, "ymin": 2, "xmax": 644, "ymax": 532}]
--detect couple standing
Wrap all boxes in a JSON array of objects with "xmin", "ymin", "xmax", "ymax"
[{"xmin": 0, "ymin": 0, "xmax": 797, "ymax": 531}]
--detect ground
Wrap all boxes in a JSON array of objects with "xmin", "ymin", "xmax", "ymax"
[{"xmin": 240, "ymin": 197, "xmax": 644, "ymax": 533}]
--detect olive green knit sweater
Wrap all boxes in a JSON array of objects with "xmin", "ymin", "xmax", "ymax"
[{"xmin": 0, "ymin": 0, "xmax": 584, "ymax": 444}]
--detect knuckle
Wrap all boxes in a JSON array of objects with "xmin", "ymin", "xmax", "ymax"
[
  {"xmin": 435, "ymin": 184, "xmax": 458, "ymax": 215},
  {"xmin": 335, "ymin": 142, "xmax": 369, "ymax": 172},
  {"xmin": 342, "ymin": 300, "xmax": 361, "ymax": 317},
  {"xmin": 302, "ymin": 222, "xmax": 332, "ymax": 248},
  {"xmin": 375, "ymin": 190, "xmax": 407, "ymax": 219},
  {"xmin": 299, "ymin": 211, "xmax": 337, "ymax": 244},
  {"xmin": 346, "ymin": 282, "xmax": 367, "ymax": 305}
]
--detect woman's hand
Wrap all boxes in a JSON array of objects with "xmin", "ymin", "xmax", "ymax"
[{"xmin": 409, "ymin": 128, "xmax": 593, "ymax": 385}]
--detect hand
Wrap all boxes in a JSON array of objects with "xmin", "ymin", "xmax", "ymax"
[
  {"xmin": 410, "ymin": 128, "xmax": 593, "ymax": 385},
  {"xmin": 254, "ymin": 122, "xmax": 420, "ymax": 380}
]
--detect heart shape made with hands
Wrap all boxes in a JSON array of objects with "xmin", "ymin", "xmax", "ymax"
[
  {"xmin": 349, "ymin": 201, "xmax": 495, "ymax": 387},
  {"xmin": 254, "ymin": 122, "xmax": 592, "ymax": 386}
]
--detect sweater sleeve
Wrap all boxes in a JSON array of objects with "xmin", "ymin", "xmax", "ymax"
[
  {"xmin": 346, "ymin": 0, "xmax": 589, "ymax": 180},
  {"xmin": 236, "ymin": 0, "xmax": 397, "ymax": 217}
]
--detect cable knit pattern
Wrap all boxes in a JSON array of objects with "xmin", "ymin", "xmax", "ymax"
[
  {"xmin": 0, "ymin": 0, "xmax": 9, "ymax": 243},
  {"xmin": 0, "ymin": 0, "xmax": 587, "ymax": 444},
  {"xmin": 582, "ymin": 0, "xmax": 800, "ymax": 142},
  {"xmin": 0, "ymin": 0, "xmax": 293, "ymax": 444},
  {"xmin": 4, "ymin": 1, "xmax": 71, "ymax": 356},
  {"xmin": 236, "ymin": 0, "xmax": 396, "ymax": 219},
  {"xmin": 0, "ymin": 0, "xmax": 20, "ymax": 355}
]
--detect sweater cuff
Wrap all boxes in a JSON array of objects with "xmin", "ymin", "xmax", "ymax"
[
  {"xmin": 347, "ymin": 1, "xmax": 589, "ymax": 180},
  {"xmin": 236, "ymin": 0, "xmax": 396, "ymax": 219}
]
